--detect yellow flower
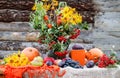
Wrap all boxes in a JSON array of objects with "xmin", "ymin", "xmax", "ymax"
[
  {"xmin": 70, "ymin": 13, "xmax": 82, "ymax": 25},
  {"xmin": 43, "ymin": 4, "xmax": 51, "ymax": 11},
  {"xmin": 42, "ymin": 0, "xmax": 49, "ymax": 2},
  {"xmin": 32, "ymin": 4, "xmax": 36, "ymax": 11},
  {"xmin": 4, "ymin": 52, "xmax": 30, "ymax": 67},
  {"xmin": 61, "ymin": 6, "xmax": 82, "ymax": 25},
  {"xmin": 61, "ymin": 17, "xmax": 69, "ymax": 23},
  {"xmin": 52, "ymin": 0, "xmax": 58, "ymax": 6},
  {"xmin": 61, "ymin": 6, "xmax": 70, "ymax": 14}
]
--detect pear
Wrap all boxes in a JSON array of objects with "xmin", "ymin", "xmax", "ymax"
[{"xmin": 30, "ymin": 56, "xmax": 43, "ymax": 66}]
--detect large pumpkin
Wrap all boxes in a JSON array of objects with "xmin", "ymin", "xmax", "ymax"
[
  {"xmin": 85, "ymin": 48, "xmax": 104, "ymax": 63},
  {"xmin": 22, "ymin": 47, "xmax": 40, "ymax": 61}
]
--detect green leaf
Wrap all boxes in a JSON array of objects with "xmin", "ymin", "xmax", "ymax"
[{"xmin": 78, "ymin": 22, "xmax": 89, "ymax": 30}]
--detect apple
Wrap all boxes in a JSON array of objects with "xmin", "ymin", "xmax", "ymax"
[
  {"xmin": 44, "ymin": 57, "xmax": 55, "ymax": 64},
  {"xmin": 54, "ymin": 59, "xmax": 62, "ymax": 65},
  {"xmin": 30, "ymin": 56, "xmax": 43, "ymax": 66}
]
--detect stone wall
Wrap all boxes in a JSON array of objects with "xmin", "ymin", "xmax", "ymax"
[{"xmin": 0, "ymin": 0, "xmax": 120, "ymax": 58}]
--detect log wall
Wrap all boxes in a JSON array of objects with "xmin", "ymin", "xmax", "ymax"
[{"xmin": 0, "ymin": 0, "xmax": 120, "ymax": 58}]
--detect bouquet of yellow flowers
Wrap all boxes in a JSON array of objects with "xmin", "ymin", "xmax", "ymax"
[{"xmin": 30, "ymin": 0, "xmax": 88, "ymax": 59}]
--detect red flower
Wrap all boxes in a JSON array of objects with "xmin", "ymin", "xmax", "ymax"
[
  {"xmin": 57, "ymin": 19, "xmax": 62, "ymax": 25},
  {"xmin": 58, "ymin": 36, "xmax": 67, "ymax": 42},
  {"xmin": 44, "ymin": 15, "xmax": 49, "ymax": 21},
  {"xmin": 55, "ymin": 51, "xmax": 68, "ymax": 57},
  {"xmin": 70, "ymin": 29, "xmax": 80, "ymax": 39},
  {"xmin": 47, "ymin": 24, "xmax": 52, "ymax": 28}
]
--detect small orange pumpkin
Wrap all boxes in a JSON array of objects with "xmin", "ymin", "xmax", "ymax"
[
  {"xmin": 22, "ymin": 47, "xmax": 40, "ymax": 61},
  {"xmin": 85, "ymin": 48, "xmax": 104, "ymax": 63}
]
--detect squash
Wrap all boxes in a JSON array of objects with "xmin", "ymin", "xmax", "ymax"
[
  {"xmin": 22, "ymin": 47, "xmax": 40, "ymax": 61},
  {"xmin": 85, "ymin": 48, "xmax": 104, "ymax": 63}
]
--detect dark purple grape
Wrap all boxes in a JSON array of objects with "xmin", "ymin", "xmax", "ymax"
[
  {"xmin": 46, "ymin": 60, "xmax": 53, "ymax": 66},
  {"xmin": 86, "ymin": 60, "xmax": 95, "ymax": 68},
  {"xmin": 69, "ymin": 63, "xmax": 75, "ymax": 67},
  {"xmin": 79, "ymin": 66, "xmax": 84, "ymax": 69},
  {"xmin": 63, "ymin": 64, "xmax": 68, "ymax": 68},
  {"xmin": 72, "ymin": 60, "xmax": 79, "ymax": 65},
  {"xmin": 74, "ymin": 65, "xmax": 80, "ymax": 68},
  {"xmin": 65, "ymin": 62, "xmax": 69, "ymax": 66},
  {"xmin": 72, "ymin": 44, "xmax": 84, "ymax": 50},
  {"xmin": 65, "ymin": 59, "xmax": 72, "ymax": 63},
  {"xmin": 74, "ymin": 65, "xmax": 83, "ymax": 69}
]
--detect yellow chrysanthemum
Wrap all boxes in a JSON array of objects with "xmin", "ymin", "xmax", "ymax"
[
  {"xmin": 61, "ymin": 6, "xmax": 82, "ymax": 25},
  {"xmin": 43, "ymin": 4, "xmax": 51, "ymax": 11},
  {"xmin": 42, "ymin": 0, "xmax": 49, "ymax": 2},
  {"xmin": 61, "ymin": 6, "xmax": 70, "ymax": 14},
  {"xmin": 4, "ymin": 52, "xmax": 30, "ymax": 67},
  {"xmin": 52, "ymin": 0, "xmax": 58, "ymax": 6},
  {"xmin": 70, "ymin": 13, "xmax": 82, "ymax": 25},
  {"xmin": 32, "ymin": 4, "xmax": 36, "ymax": 11},
  {"xmin": 61, "ymin": 16, "xmax": 69, "ymax": 23}
]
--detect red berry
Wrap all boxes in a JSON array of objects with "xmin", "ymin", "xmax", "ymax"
[
  {"xmin": 47, "ymin": 24, "xmax": 52, "ymax": 28},
  {"xmin": 57, "ymin": 19, "xmax": 62, "ymax": 25},
  {"xmin": 44, "ymin": 15, "xmax": 49, "ymax": 21}
]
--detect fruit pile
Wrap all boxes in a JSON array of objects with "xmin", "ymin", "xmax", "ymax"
[
  {"xmin": 58, "ymin": 58, "xmax": 83, "ymax": 69},
  {"xmin": 69, "ymin": 44, "xmax": 119, "ymax": 68},
  {"xmin": 0, "ymin": 46, "xmax": 119, "ymax": 69}
]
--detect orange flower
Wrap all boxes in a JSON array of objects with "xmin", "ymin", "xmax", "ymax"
[
  {"xmin": 57, "ymin": 19, "xmax": 62, "ymax": 25},
  {"xmin": 47, "ymin": 24, "xmax": 52, "ymax": 28},
  {"xmin": 44, "ymin": 15, "xmax": 49, "ymax": 21}
]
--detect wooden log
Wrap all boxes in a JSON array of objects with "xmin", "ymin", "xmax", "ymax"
[
  {"xmin": 67, "ymin": 0, "xmax": 95, "ymax": 11},
  {"xmin": 0, "ymin": 9, "xmax": 30, "ymax": 22},
  {"xmin": 0, "ymin": 0, "xmax": 95, "ymax": 11},
  {"xmin": 0, "ymin": 9, "xmax": 95, "ymax": 23},
  {"xmin": 0, "ymin": 31, "xmax": 39, "ymax": 41},
  {"xmin": 0, "ymin": 22, "xmax": 34, "ymax": 32},
  {"xmin": 0, "ymin": 41, "xmax": 48, "ymax": 51},
  {"xmin": 0, "ymin": 0, "xmax": 34, "ymax": 10}
]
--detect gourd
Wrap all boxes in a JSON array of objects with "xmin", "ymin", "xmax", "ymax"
[
  {"xmin": 22, "ymin": 47, "xmax": 40, "ymax": 61},
  {"xmin": 86, "ymin": 48, "xmax": 104, "ymax": 63}
]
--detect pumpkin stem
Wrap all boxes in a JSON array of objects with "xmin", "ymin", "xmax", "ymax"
[{"xmin": 29, "ymin": 49, "xmax": 32, "ymax": 52}]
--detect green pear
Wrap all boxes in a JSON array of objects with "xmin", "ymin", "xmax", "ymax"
[{"xmin": 31, "ymin": 56, "xmax": 43, "ymax": 66}]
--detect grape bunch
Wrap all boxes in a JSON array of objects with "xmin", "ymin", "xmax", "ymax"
[{"xmin": 58, "ymin": 58, "xmax": 83, "ymax": 69}]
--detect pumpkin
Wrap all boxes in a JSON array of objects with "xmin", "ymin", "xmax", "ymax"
[
  {"xmin": 22, "ymin": 47, "xmax": 40, "ymax": 61},
  {"xmin": 85, "ymin": 48, "xmax": 104, "ymax": 63}
]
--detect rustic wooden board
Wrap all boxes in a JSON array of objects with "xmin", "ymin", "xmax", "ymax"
[
  {"xmin": 0, "ymin": 0, "xmax": 95, "ymax": 23},
  {"xmin": 0, "ymin": 9, "xmax": 95, "ymax": 23},
  {"xmin": 0, "ymin": 0, "xmax": 94, "ymax": 11}
]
